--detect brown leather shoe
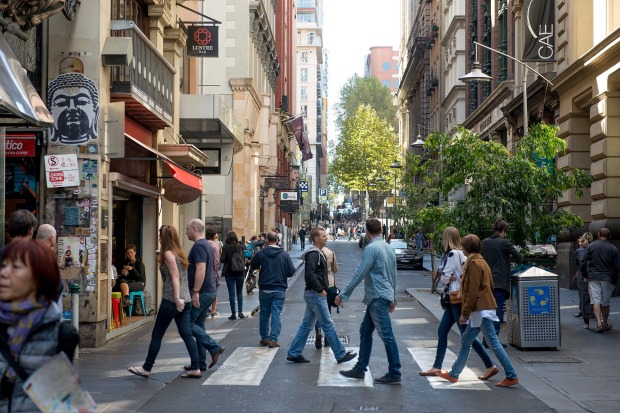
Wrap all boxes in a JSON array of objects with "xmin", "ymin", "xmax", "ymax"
[
  {"xmin": 259, "ymin": 339, "xmax": 270, "ymax": 346},
  {"xmin": 496, "ymin": 377, "xmax": 519, "ymax": 387},
  {"xmin": 435, "ymin": 370, "xmax": 458, "ymax": 383},
  {"xmin": 268, "ymin": 341, "xmax": 280, "ymax": 348}
]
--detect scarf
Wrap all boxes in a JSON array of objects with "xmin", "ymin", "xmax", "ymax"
[
  {"xmin": 462, "ymin": 252, "xmax": 482, "ymax": 275},
  {"xmin": 0, "ymin": 298, "xmax": 49, "ymax": 370}
]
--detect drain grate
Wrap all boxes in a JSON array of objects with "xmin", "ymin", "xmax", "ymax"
[
  {"xmin": 306, "ymin": 335, "xmax": 349, "ymax": 345},
  {"xmin": 331, "ymin": 404, "xmax": 404, "ymax": 413},
  {"xmin": 517, "ymin": 356, "xmax": 582, "ymax": 364}
]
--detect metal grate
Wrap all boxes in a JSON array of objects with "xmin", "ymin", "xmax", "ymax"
[
  {"xmin": 306, "ymin": 335, "xmax": 349, "ymax": 345},
  {"xmin": 517, "ymin": 356, "xmax": 582, "ymax": 364}
]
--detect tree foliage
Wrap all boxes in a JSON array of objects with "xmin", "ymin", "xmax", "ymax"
[
  {"xmin": 329, "ymin": 105, "xmax": 401, "ymax": 195},
  {"xmin": 400, "ymin": 123, "xmax": 593, "ymax": 248},
  {"xmin": 334, "ymin": 75, "xmax": 397, "ymax": 131}
]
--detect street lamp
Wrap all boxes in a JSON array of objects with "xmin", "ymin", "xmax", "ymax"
[
  {"xmin": 410, "ymin": 124, "xmax": 427, "ymax": 148},
  {"xmin": 389, "ymin": 160, "xmax": 402, "ymax": 236},
  {"xmin": 459, "ymin": 41, "xmax": 553, "ymax": 137}
]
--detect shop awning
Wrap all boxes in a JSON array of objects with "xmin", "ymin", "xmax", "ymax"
[{"xmin": 0, "ymin": 32, "xmax": 54, "ymax": 127}]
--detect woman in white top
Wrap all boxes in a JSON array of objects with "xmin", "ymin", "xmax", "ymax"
[{"xmin": 419, "ymin": 227, "xmax": 496, "ymax": 379}]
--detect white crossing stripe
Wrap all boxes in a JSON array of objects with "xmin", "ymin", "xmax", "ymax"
[
  {"xmin": 318, "ymin": 347, "xmax": 373, "ymax": 387},
  {"xmin": 204, "ymin": 347, "xmax": 277, "ymax": 386},
  {"xmin": 408, "ymin": 347, "xmax": 491, "ymax": 391}
]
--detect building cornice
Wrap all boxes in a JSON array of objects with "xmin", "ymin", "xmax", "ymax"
[
  {"xmin": 250, "ymin": 0, "xmax": 279, "ymax": 91},
  {"xmin": 230, "ymin": 78, "xmax": 262, "ymax": 110}
]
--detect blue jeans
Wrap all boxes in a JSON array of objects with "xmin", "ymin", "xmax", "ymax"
[
  {"xmin": 190, "ymin": 292, "xmax": 221, "ymax": 369},
  {"xmin": 493, "ymin": 288, "xmax": 508, "ymax": 335},
  {"xmin": 143, "ymin": 299, "xmax": 199, "ymax": 371},
  {"xmin": 449, "ymin": 317, "xmax": 517, "ymax": 380},
  {"xmin": 226, "ymin": 276, "xmax": 244, "ymax": 314},
  {"xmin": 259, "ymin": 290, "xmax": 286, "ymax": 342},
  {"xmin": 288, "ymin": 291, "xmax": 347, "ymax": 360},
  {"xmin": 355, "ymin": 298, "xmax": 401, "ymax": 378},
  {"xmin": 433, "ymin": 302, "xmax": 493, "ymax": 369}
]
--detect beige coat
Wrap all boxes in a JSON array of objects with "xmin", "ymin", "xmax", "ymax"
[{"xmin": 322, "ymin": 246, "xmax": 338, "ymax": 287}]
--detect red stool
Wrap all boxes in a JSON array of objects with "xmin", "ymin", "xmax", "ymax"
[{"xmin": 111, "ymin": 298, "xmax": 122, "ymax": 328}]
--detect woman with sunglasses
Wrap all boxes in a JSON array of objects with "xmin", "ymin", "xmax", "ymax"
[{"xmin": 128, "ymin": 225, "xmax": 202, "ymax": 379}]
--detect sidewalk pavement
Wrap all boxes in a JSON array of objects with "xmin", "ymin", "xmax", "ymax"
[
  {"xmin": 74, "ymin": 244, "xmax": 308, "ymax": 413},
  {"xmin": 407, "ymin": 285, "xmax": 620, "ymax": 413}
]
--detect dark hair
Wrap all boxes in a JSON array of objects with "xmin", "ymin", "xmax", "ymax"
[
  {"xmin": 125, "ymin": 244, "xmax": 137, "ymax": 253},
  {"xmin": 492, "ymin": 219, "xmax": 508, "ymax": 233},
  {"xmin": 2, "ymin": 239, "xmax": 60, "ymax": 301},
  {"xmin": 226, "ymin": 231, "xmax": 239, "ymax": 245},
  {"xmin": 599, "ymin": 228, "xmax": 611, "ymax": 239},
  {"xmin": 366, "ymin": 218, "xmax": 382, "ymax": 236},
  {"xmin": 7, "ymin": 209, "xmax": 37, "ymax": 238},
  {"xmin": 461, "ymin": 234, "xmax": 482, "ymax": 254},
  {"xmin": 205, "ymin": 227, "xmax": 216, "ymax": 240}
]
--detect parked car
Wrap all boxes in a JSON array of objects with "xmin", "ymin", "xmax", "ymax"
[{"xmin": 389, "ymin": 240, "xmax": 424, "ymax": 269}]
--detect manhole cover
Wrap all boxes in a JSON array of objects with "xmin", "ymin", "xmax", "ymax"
[
  {"xmin": 517, "ymin": 356, "xmax": 582, "ymax": 363},
  {"xmin": 306, "ymin": 335, "xmax": 349, "ymax": 345}
]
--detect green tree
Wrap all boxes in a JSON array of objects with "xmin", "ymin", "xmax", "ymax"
[
  {"xmin": 401, "ymin": 123, "xmax": 592, "ymax": 248},
  {"xmin": 334, "ymin": 75, "xmax": 397, "ymax": 131},
  {"xmin": 329, "ymin": 105, "xmax": 401, "ymax": 201}
]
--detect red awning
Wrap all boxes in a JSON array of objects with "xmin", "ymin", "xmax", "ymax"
[{"xmin": 163, "ymin": 160, "xmax": 203, "ymax": 204}]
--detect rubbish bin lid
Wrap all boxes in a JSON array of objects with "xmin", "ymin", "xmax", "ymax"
[{"xmin": 510, "ymin": 266, "xmax": 558, "ymax": 279}]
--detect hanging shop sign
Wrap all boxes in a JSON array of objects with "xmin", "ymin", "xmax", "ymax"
[
  {"xmin": 187, "ymin": 25, "xmax": 219, "ymax": 57},
  {"xmin": 44, "ymin": 154, "xmax": 80, "ymax": 188},
  {"xmin": 264, "ymin": 176, "xmax": 288, "ymax": 189},
  {"xmin": 280, "ymin": 191, "xmax": 298, "ymax": 201},
  {"xmin": 5, "ymin": 135, "xmax": 36, "ymax": 157}
]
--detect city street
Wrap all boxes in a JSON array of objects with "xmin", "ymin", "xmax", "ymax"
[{"xmin": 76, "ymin": 240, "xmax": 618, "ymax": 413}]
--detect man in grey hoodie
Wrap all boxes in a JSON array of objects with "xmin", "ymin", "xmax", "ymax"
[
  {"xmin": 250, "ymin": 232, "xmax": 296, "ymax": 348},
  {"xmin": 286, "ymin": 227, "xmax": 357, "ymax": 364}
]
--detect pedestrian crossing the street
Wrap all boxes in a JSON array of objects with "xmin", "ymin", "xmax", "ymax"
[{"xmin": 200, "ymin": 345, "xmax": 492, "ymax": 390}]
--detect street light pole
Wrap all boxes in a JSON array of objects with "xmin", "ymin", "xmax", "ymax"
[
  {"xmin": 389, "ymin": 160, "xmax": 402, "ymax": 237},
  {"xmin": 459, "ymin": 41, "xmax": 553, "ymax": 137}
]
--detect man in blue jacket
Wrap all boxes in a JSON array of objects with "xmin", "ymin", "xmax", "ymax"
[{"xmin": 250, "ymin": 232, "xmax": 296, "ymax": 348}]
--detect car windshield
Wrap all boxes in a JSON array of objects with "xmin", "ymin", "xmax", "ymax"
[{"xmin": 390, "ymin": 241, "xmax": 408, "ymax": 250}]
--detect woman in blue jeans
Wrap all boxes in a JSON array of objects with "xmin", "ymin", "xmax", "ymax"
[
  {"xmin": 419, "ymin": 227, "xmax": 497, "ymax": 379},
  {"xmin": 436, "ymin": 234, "xmax": 519, "ymax": 387},
  {"xmin": 128, "ymin": 225, "xmax": 201, "ymax": 379},
  {"xmin": 221, "ymin": 231, "xmax": 246, "ymax": 320}
]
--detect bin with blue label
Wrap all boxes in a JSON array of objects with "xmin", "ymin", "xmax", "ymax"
[{"xmin": 507, "ymin": 266, "xmax": 560, "ymax": 349}]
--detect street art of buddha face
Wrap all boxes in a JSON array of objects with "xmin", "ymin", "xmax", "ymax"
[{"xmin": 47, "ymin": 72, "xmax": 99, "ymax": 145}]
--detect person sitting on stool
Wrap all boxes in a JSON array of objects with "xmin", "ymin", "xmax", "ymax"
[{"xmin": 114, "ymin": 244, "xmax": 145, "ymax": 309}]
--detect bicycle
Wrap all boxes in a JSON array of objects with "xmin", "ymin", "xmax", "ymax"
[{"xmin": 244, "ymin": 264, "xmax": 258, "ymax": 294}]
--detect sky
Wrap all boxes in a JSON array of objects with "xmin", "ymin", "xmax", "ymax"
[{"xmin": 323, "ymin": 0, "xmax": 401, "ymax": 142}]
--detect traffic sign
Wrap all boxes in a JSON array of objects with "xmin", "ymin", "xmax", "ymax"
[
  {"xmin": 299, "ymin": 180, "xmax": 308, "ymax": 192},
  {"xmin": 319, "ymin": 188, "xmax": 327, "ymax": 197}
]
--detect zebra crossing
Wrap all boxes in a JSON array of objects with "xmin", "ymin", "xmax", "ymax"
[{"xmin": 201, "ymin": 345, "xmax": 494, "ymax": 390}]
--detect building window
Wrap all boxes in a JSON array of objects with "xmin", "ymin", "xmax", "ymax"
[
  {"xmin": 301, "ymin": 87, "xmax": 308, "ymax": 101},
  {"xmin": 301, "ymin": 51, "xmax": 308, "ymax": 63},
  {"xmin": 298, "ymin": 0, "xmax": 315, "ymax": 7},
  {"xmin": 394, "ymin": 62, "xmax": 399, "ymax": 71},
  {"xmin": 301, "ymin": 105, "xmax": 308, "ymax": 117},
  {"xmin": 301, "ymin": 68, "xmax": 308, "ymax": 82},
  {"xmin": 394, "ymin": 79, "xmax": 400, "ymax": 89},
  {"xmin": 498, "ymin": 0, "xmax": 508, "ymax": 81},
  {"xmin": 382, "ymin": 62, "xmax": 391, "ymax": 71},
  {"xmin": 297, "ymin": 12, "xmax": 316, "ymax": 23},
  {"xmin": 111, "ymin": 0, "xmax": 149, "ymax": 35},
  {"xmin": 308, "ymin": 32, "xmax": 315, "ymax": 45},
  {"xmin": 382, "ymin": 79, "xmax": 391, "ymax": 88}
]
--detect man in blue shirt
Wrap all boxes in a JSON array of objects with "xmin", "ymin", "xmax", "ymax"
[
  {"xmin": 185, "ymin": 219, "xmax": 225, "ymax": 371},
  {"xmin": 336, "ymin": 218, "xmax": 401, "ymax": 384}
]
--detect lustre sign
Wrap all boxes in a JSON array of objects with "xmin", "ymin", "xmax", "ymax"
[
  {"xmin": 187, "ymin": 26, "xmax": 218, "ymax": 58},
  {"xmin": 5, "ymin": 136, "xmax": 36, "ymax": 157}
]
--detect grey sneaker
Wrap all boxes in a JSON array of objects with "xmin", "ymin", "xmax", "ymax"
[
  {"xmin": 339, "ymin": 368, "xmax": 365, "ymax": 380},
  {"xmin": 374, "ymin": 373, "xmax": 401, "ymax": 385}
]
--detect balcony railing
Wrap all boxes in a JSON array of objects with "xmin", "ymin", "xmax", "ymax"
[{"xmin": 109, "ymin": 20, "xmax": 174, "ymax": 129}]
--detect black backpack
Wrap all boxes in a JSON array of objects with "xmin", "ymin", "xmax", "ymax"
[{"xmin": 230, "ymin": 250, "xmax": 245, "ymax": 273}]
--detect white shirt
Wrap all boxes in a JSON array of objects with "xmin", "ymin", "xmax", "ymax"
[
  {"xmin": 440, "ymin": 249, "xmax": 466, "ymax": 293},
  {"xmin": 469, "ymin": 309, "xmax": 499, "ymax": 328}
]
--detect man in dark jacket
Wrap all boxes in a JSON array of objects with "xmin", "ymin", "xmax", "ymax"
[
  {"xmin": 481, "ymin": 220, "xmax": 523, "ymax": 343},
  {"xmin": 298, "ymin": 227, "xmax": 307, "ymax": 250},
  {"xmin": 250, "ymin": 232, "xmax": 296, "ymax": 348},
  {"xmin": 580, "ymin": 228, "xmax": 620, "ymax": 332},
  {"xmin": 286, "ymin": 227, "xmax": 356, "ymax": 364}
]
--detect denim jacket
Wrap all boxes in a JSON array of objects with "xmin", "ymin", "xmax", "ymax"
[{"xmin": 339, "ymin": 237, "xmax": 397, "ymax": 305}]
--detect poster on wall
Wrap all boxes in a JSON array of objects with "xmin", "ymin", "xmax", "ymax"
[
  {"xmin": 57, "ymin": 237, "xmax": 84, "ymax": 268},
  {"xmin": 44, "ymin": 154, "xmax": 80, "ymax": 188},
  {"xmin": 47, "ymin": 57, "xmax": 100, "ymax": 145}
]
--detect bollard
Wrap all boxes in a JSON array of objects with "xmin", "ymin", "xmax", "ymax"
[
  {"xmin": 430, "ymin": 249, "xmax": 437, "ymax": 289},
  {"xmin": 69, "ymin": 282, "xmax": 80, "ymax": 359}
]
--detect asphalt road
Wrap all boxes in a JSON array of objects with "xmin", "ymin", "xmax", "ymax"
[{"xmin": 134, "ymin": 240, "xmax": 553, "ymax": 413}]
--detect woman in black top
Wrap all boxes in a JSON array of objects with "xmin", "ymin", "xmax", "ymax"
[
  {"xmin": 114, "ymin": 244, "xmax": 146, "ymax": 307},
  {"xmin": 221, "ymin": 232, "xmax": 245, "ymax": 320}
]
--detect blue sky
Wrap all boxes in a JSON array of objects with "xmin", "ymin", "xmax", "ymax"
[{"xmin": 323, "ymin": 0, "xmax": 400, "ymax": 141}]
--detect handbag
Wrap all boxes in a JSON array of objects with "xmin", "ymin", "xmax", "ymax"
[
  {"xmin": 440, "ymin": 284, "xmax": 450, "ymax": 309},
  {"xmin": 449, "ymin": 290, "xmax": 461, "ymax": 304}
]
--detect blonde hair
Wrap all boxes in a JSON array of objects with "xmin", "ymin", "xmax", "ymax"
[
  {"xmin": 442, "ymin": 227, "xmax": 462, "ymax": 252},
  {"xmin": 580, "ymin": 232, "xmax": 593, "ymax": 247},
  {"xmin": 159, "ymin": 225, "xmax": 189, "ymax": 268}
]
